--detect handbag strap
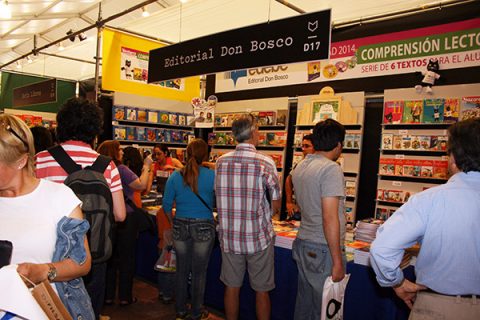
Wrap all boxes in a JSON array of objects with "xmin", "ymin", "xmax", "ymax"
[{"xmin": 193, "ymin": 192, "xmax": 213, "ymax": 212}]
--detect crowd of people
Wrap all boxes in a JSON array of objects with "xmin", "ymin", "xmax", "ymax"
[{"xmin": 0, "ymin": 96, "xmax": 479, "ymax": 320}]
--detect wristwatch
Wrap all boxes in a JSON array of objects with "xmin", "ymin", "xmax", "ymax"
[{"xmin": 47, "ymin": 263, "xmax": 57, "ymax": 282}]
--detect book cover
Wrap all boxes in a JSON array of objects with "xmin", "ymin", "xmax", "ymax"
[
  {"xmin": 403, "ymin": 159, "xmax": 415, "ymax": 176},
  {"xmin": 293, "ymin": 132, "xmax": 304, "ymax": 147},
  {"xmin": 382, "ymin": 134, "xmax": 393, "ymax": 150},
  {"xmin": 443, "ymin": 98, "xmax": 460, "ymax": 123},
  {"xmin": 215, "ymin": 132, "xmax": 226, "ymax": 145},
  {"xmin": 157, "ymin": 128, "xmax": 166, "ymax": 142},
  {"xmin": 384, "ymin": 190, "xmax": 403, "ymax": 202},
  {"xmin": 146, "ymin": 128, "xmax": 157, "ymax": 142},
  {"xmin": 412, "ymin": 160, "xmax": 422, "ymax": 177},
  {"xmin": 344, "ymin": 134, "xmax": 354, "ymax": 149},
  {"xmin": 270, "ymin": 154, "xmax": 283, "ymax": 168},
  {"xmin": 114, "ymin": 126, "xmax": 126, "ymax": 140},
  {"xmin": 423, "ymin": 98, "xmax": 444, "ymax": 123},
  {"xmin": 266, "ymin": 132, "xmax": 276, "ymax": 146},
  {"xmin": 169, "ymin": 113, "xmax": 179, "ymax": 126},
  {"xmin": 159, "ymin": 111, "xmax": 170, "ymax": 124},
  {"xmin": 226, "ymin": 133, "xmax": 236, "ymax": 145},
  {"xmin": 214, "ymin": 114, "xmax": 223, "ymax": 127},
  {"xmin": 113, "ymin": 106, "xmax": 125, "ymax": 120},
  {"xmin": 394, "ymin": 159, "xmax": 404, "ymax": 176},
  {"xmin": 258, "ymin": 111, "xmax": 275, "ymax": 126},
  {"xmin": 401, "ymin": 135, "xmax": 412, "ymax": 150},
  {"xmin": 137, "ymin": 109, "xmax": 147, "ymax": 122},
  {"xmin": 208, "ymin": 132, "xmax": 217, "ymax": 145},
  {"xmin": 163, "ymin": 129, "xmax": 171, "ymax": 142},
  {"xmin": 345, "ymin": 207, "xmax": 354, "ymax": 225},
  {"xmin": 353, "ymin": 134, "xmax": 361, "ymax": 149},
  {"xmin": 402, "ymin": 100, "xmax": 423, "ymax": 123},
  {"xmin": 147, "ymin": 110, "xmax": 158, "ymax": 123},
  {"xmin": 126, "ymin": 127, "xmax": 136, "ymax": 141},
  {"xmin": 393, "ymin": 135, "xmax": 403, "ymax": 150},
  {"xmin": 276, "ymin": 110, "xmax": 288, "ymax": 126},
  {"xmin": 32, "ymin": 116, "xmax": 43, "ymax": 127},
  {"xmin": 419, "ymin": 135, "xmax": 431, "ymax": 150},
  {"xmin": 429, "ymin": 136, "xmax": 439, "ymax": 150},
  {"xmin": 312, "ymin": 100, "xmax": 340, "ymax": 123},
  {"xmin": 460, "ymin": 96, "xmax": 480, "ymax": 120},
  {"xmin": 410, "ymin": 135, "xmax": 422, "ymax": 150},
  {"xmin": 383, "ymin": 100, "xmax": 404, "ymax": 124},
  {"xmin": 379, "ymin": 158, "xmax": 394, "ymax": 175},
  {"xmin": 420, "ymin": 160, "xmax": 434, "ymax": 178},
  {"xmin": 437, "ymin": 136, "xmax": 448, "ymax": 151},
  {"xmin": 186, "ymin": 115, "xmax": 196, "ymax": 126},
  {"xmin": 273, "ymin": 132, "xmax": 287, "ymax": 146},
  {"xmin": 433, "ymin": 160, "xmax": 448, "ymax": 179},
  {"xmin": 136, "ymin": 127, "xmax": 146, "ymax": 141},
  {"xmin": 125, "ymin": 106, "xmax": 137, "ymax": 121},
  {"xmin": 178, "ymin": 114, "xmax": 187, "ymax": 126},
  {"xmin": 376, "ymin": 189, "xmax": 385, "ymax": 200},
  {"xmin": 345, "ymin": 181, "xmax": 356, "ymax": 196},
  {"xmin": 171, "ymin": 130, "xmax": 183, "ymax": 143}
]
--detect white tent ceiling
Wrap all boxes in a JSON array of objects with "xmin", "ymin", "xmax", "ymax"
[{"xmin": 0, "ymin": 0, "xmax": 466, "ymax": 81}]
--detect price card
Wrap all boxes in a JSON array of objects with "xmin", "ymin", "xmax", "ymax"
[
  {"xmin": 399, "ymin": 130, "xmax": 408, "ymax": 135},
  {"xmin": 392, "ymin": 181, "xmax": 402, "ymax": 187},
  {"xmin": 395, "ymin": 154, "xmax": 405, "ymax": 159}
]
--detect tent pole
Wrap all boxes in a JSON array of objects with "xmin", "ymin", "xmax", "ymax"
[{"xmin": 94, "ymin": 2, "xmax": 103, "ymax": 102}]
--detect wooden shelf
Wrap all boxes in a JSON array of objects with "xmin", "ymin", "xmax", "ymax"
[
  {"xmin": 378, "ymin": 174, "xmax": 447, "ymax": 184},
  {"xmin": 376, "ymin": 200, "xmax": 404, "ymax": 208},
  {"xmin": 114, "ymin": 120, "xmax": 194, "ymax": 131},
  {"xmin": 382, "ymin": 123, "xmax": 451, "ymax": 130},
  {"xmin": 381, "ymin": 149, "xmax": 447, "ymax": 156}
]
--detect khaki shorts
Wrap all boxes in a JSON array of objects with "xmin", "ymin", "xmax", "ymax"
[{"xmin": 220, "ymin": 242, "xmax": 275, "ymax": 292}]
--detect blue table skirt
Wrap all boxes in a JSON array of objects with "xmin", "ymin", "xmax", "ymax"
[{"xmin": 136, "ymin": 231, "xmax": 413, "ymax": 320}]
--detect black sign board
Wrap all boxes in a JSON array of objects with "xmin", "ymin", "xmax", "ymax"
[
  {"xmin": 148, "ymin": 9, "xmax": 331, "ymax": 83},
  {"xmin": 12, "ymin": 78, "xmax": 57, "ymax": 107}
]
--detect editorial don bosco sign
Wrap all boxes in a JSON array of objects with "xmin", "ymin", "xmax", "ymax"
[{"xmin": 148, "ymin": 9, "xmax": 331, "ymax": 83}]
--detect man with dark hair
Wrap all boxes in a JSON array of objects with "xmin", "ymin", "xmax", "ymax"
[
  {"xmin": 285, "ymin": 134, "xmax": 314, "ymax": 218},
  {"xmin": 35, "ymin": 97, "xmax": 126, "ymax": 319},
  {"xmin": 291, "ymin": 118, "xmax": 346, "ymax": 319},
  {"xmin": 371, "ymin": 119, "xmax": 480, "ymax": 319},
  {"xmin": 215, "ymin": 114, "xmax": 281, "ymax": 320}
]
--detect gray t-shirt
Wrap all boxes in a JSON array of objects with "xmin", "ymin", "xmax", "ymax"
[{"xmin": 291, "ymin": 153, "xmax": 346, "ymax": 244}]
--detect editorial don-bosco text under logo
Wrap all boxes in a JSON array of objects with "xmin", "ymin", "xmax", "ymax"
[{"xmin": 225, "ymin": 66, "xmax": 289, "ymax": 87}]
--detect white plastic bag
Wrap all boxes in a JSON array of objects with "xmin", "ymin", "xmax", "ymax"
[
  {"xmin": 321, "ymin": 274, "xmax": 350, "ymax": 320},
  {"xmin": 154, "ymin": 246, "xmax": 176, "ymax": 273}
]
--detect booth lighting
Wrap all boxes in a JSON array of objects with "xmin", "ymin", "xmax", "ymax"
[
  {"xmin": 58, "ymin": 42, "xmax": 65, "ymax": 51},
  {"xmin": 15, "ymin": 61, "xmax": 21, "ymax": 69},
  {"xmin": 142, "ymin": 7, "xmax": 150, "ymax": 17},
  {"xmin": 67, "ymin": 29, "xmax": 76, "ymax": 42},
  {"xmin": 78, "ymin": 32, "xmax": 87, "ymax": 41},
  {"xmin": 27, "ymin": 56, "xmax": 32, "ymax": 63}
]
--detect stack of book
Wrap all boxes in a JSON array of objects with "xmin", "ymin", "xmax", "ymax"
[
  {"xmin": 355, "ymin": 219, "xmax": 384, "ymax": 243},
  {"xmin": 273, "ymin": 220, "xmax": 299, "ymax": 250}
]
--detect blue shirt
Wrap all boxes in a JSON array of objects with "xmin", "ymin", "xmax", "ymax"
[
  {"xmin": 370, "ymin": 171, "xmax": 480, "ymax": 295},
  {"xmin": 162, "ymin": 167, "xmax": 215, "ymax": 219}
]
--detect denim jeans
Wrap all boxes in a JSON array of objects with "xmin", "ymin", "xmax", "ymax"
[
  {"xmin": 157, "ymin": 270, "xmax": 175, "ymax": 300},
  {"xmin": 173, "ymin": 218, "xmax": 215, "ymax": 319},
  {"xmin": 292, "ymin": 238, "xmax": 346, "ymax": 320}
]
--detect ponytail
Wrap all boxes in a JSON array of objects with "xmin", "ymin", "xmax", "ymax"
[{"xmin": 182, "ymin": 138, "xmax": 208, "ymax": 194}]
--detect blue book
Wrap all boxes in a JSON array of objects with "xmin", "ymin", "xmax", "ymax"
[{"xmin": 423, "ymin": 99, "xmax": 444, "ymax": 123}]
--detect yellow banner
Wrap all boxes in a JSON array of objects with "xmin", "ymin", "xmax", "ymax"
[{"xmin": 102, "ymin": 28, "xmax": 199, "ymax": 102}]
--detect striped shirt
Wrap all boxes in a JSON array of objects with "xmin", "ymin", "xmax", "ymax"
[
  {"xmin": 35, "ymin": 140, "xmax": 122, "ymax": 193},
  {"xmin": 215, "ymin": 143, "xmax": 281, "ymax": 254}
]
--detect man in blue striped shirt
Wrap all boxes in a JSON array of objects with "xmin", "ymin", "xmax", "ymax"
[{"xmin": 371, "ymin": 119, "xmax": 480, "ymax": 320}]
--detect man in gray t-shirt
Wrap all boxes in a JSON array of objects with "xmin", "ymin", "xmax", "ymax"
[{"xmin": 291, "ymin": 119, "xmax": 347, "ymax": 320}]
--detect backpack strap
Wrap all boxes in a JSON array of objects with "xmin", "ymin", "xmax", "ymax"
[
  {"xmin": 89, "ymin": 155, "xmax": 111, "ymax": 174},
  {"xmin": 48, "ymin": 145, "xmax": 81, "ymax": 174}
]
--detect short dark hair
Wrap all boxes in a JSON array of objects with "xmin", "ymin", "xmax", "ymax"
[
  {"xmin": 154, "ymin": 143, "xmax": 169, "ymax": 155},
  {"xmin": 447, "ymin": 118, "xmax": 480, "ymax": 172},
  {"xmin": 303, "ymin": 134, "xmax": 314, "ymax": 143},
  {"xmin": 123, "ymin": 146, "xmax": 143, "ymax": 176},
  {"xmin": 30, "ymin": 125, "xmax": 53, "ymax": 153},
  {"xmin": 56, "ymin": 97, "xmax": 103, "ymax": 144},
  {"xmin": 312, "ymin": 119, "xmax": 346, "ymax": 151},
  {"xmin": 232, "ymin": 114, "xmax": 256, "ymax": 143}
]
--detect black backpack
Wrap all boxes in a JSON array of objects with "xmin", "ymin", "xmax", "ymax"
[{"xmin": 48, "ymin": 145, "xmax": 115, "ymax": 264}]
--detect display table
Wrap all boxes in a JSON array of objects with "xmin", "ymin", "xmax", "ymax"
[{"xmin": 135, "ymin": 231, "xmax": 413, "ymax": 320}]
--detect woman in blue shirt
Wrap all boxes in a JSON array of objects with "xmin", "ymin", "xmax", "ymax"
[{"xmin": 163, "ymin": 138, "xmax": 215, "ymax": 320}]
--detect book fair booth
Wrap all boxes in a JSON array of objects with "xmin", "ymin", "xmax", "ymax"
[{"xmin": 0, "ymin": 1, "xmax": 479, "ymax": 319}]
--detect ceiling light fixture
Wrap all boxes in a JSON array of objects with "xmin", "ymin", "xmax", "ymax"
[
  {"xmin": 78, "ymin": 32, "xmax": 87, "ymax": 41},
  {"xmin": 179, "ymin": 0, "xmax": 188, "ymax": 3},
  {"xmin": 0, "ymin": 0, "xmax": 12, "ymax": 19},
  {"xmin": 58, "ymin": 42, "xmax": 65, "ymax": 51},
  {"xmin": 27, "ymin": 56, "xmax": 32, "ymax": 63},
  {"xmin": 66, "ymin": 29, "xmax": 76, "ymax": 42},
  {"xmin": 16, "ymin": 61, "xmax": 21, "ymax": 69},
  {"xmin": 142, "ymin": 7, "xmax": 150, "ymax": 17}
]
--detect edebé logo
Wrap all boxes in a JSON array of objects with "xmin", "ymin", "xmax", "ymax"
[{"xmin": 224, "ymin": 69, "xmax": 247, "ymax": 86}]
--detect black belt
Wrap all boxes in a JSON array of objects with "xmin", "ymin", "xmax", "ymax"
[{"xmin": 424, "ymin": 288, "xmax": 479, "ymax": 299}]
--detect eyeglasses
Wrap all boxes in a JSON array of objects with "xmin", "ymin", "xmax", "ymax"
[
  {"xmin": 1, "ymin": 122, "xmax": 29, "ymax": 150},
  {"xmin": 301, "ymin": 144, "xmax": 313, "ymax": 148}
]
